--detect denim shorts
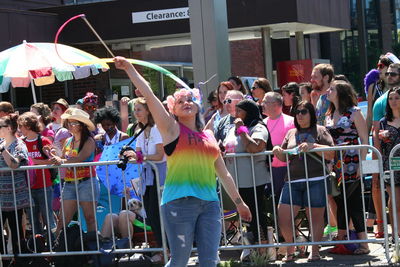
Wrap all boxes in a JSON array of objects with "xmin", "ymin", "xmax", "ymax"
[
  {"xmin": 62, "ymin": 177, "xmax": 100, "ymax": 202},
  {"xmin": 279, "ymin": 179, "xmax": 327, "ymax": 208}
]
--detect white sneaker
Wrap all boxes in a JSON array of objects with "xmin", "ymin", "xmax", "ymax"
[{"xmin": 240, "ymin": 248, "xmax": 251, "ymax": 262}]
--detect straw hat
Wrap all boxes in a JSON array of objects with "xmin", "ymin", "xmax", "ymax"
[
  {"xmin": 61, "ymin": 108, "xmax": 95, "ymax": 131},
  {"xmin": 51, "ymin": 98, "xmax": 69, "ymax": 109}
]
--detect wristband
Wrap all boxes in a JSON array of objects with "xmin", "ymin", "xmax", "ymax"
[
  {"xmin": 136, "ymin": 151, "xmax": 144, "ymax": 164},
  {"xmin": 236, "ymin": 126, "xmax": 249, "ymax": 135}
]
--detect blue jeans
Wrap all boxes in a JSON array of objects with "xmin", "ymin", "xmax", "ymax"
[
  {"xmin": 28, "ymin": 186, "xmax": 56, "ymax": 235},
  {"xmin": 161, "ymin": 197, "xmax": 221, "ymax": 267}
]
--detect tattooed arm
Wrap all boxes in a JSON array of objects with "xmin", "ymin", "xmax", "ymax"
[
  {"xmin": 215, "ymin": 154, "xmax": 252, "ymax": 222},
  {"xmin": 1, "ymin": 146, "xmax": 21, "ymax": 169}
]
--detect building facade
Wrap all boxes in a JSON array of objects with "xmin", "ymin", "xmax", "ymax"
[{"xmin": 3, "ymin": 0, "xmax": 384, "ymax": 108}]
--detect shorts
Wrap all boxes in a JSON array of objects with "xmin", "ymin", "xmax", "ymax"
[
  {"xmin": 62, "ymin": 177, "xmax": 100, "ymax": 202},
  {"xmin": 279, "ymin": 179, "xmax": 327, "ymax": 208}
]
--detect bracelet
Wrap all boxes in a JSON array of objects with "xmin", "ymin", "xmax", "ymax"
[
  {"xmin": 136, "ymin": 151, "xmax": 144, "ymax": 164},
  {"xmin": 236, "ymin": 126, "xmax": 249, "ymax": 135}
]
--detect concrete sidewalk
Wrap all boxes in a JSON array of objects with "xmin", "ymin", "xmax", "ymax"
[{"xmin": 186, "ymin": 235, "xmax": 392, "ymax": 266}]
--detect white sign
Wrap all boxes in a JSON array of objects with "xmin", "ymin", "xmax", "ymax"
[
  {"xmin": 132, "ymin": 7, "xmax": 189, "ymax": 24},
  {"xmin": 121, "ymin": 85, "xmax": 130, "ymax": 96}
]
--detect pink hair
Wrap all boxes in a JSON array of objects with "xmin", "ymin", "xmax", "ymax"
[{"xmin": 166, "ymin": 88, "xmax": 201, "ymax": 113}]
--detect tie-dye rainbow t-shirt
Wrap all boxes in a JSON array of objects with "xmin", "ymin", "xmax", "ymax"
[{"xmin": 161, "ymin": 123, "xmax": 220, "ymax": 205}]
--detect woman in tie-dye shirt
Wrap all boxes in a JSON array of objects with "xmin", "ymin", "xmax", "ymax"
[{"xmin": 115, "ymin": 57, "xmax": 251, "ymax": 267}]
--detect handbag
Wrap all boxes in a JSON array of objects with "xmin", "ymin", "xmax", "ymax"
[{"xmin": 307, "ymin": 153, "xmax": 340, "ymax": 197}]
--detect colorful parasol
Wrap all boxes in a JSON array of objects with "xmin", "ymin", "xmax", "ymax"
[{"xmin": 0, "ymin": 41, "xmax": 109, "ymax": 102}]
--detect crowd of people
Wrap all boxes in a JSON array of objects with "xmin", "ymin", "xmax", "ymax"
[{"xmin": 0, "ymin": 52, "xmax": 399, "ymax": 266}]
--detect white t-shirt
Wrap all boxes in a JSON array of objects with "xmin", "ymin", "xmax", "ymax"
[
  {"xmin": 136, "ymin": 125, "xmax": 166, "ymax": 163},
  {"xmin": 223, "ymin": 123, "xmax": 271, "ymax": 188}
]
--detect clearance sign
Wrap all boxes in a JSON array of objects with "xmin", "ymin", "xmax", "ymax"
[{"xmin": 132, "ymin": 7, "xmax": 190, "ymax": 24}]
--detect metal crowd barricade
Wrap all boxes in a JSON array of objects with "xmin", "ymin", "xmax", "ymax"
[
  {"xmin": 388, "ymin": 143, "xmax": 400, "ymax": 263},
  {"xmin": 221, "ymin": 144, "xmax": 390, "ymax": 263},
  {"xmin": 0, "ymin": 145, "xmax": 391, "ymax": 265},
  {"xmin": 0, "ymin": 159, "xmax": 168, "ymax": 265}
]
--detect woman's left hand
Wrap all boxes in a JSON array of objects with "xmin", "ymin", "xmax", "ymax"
[
  {"xmin": 234, "ymin": 118, "xmax": 244, "ymax": 129},
  {"xmin": 298, "ymin": 142, "xmax": 315, "ymax": 153},
  {"xmin": 237, "ymin": 202, "xmax": 252, "ymax": 222},
  {"xmin": 50, "ymin": 156, "xmax": 62, "ymax": 165}
]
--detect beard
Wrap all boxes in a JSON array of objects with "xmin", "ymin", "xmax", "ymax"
[{"xmin": 311, "ymin": 80, "xmax": 323, "ymax": 91}]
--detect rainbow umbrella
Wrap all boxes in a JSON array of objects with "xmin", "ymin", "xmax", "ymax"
[{"xmin": 0, "ymin": 40, "xmax": 109, "ymax": 103}]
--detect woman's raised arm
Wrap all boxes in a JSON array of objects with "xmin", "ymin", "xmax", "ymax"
[{"xmin": 114, "ymin": 57, "xmax": 179, "ymax": 144}]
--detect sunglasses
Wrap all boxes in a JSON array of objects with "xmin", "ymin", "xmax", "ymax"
[
  {"xmin": 385, "ymin": 72, "xmax": 399, "ymax": 77},
  {"xmin": 294, "ymin": 109, "xmax": 309, "ymax": 115},
  {"xmin": 68, "ymin": 121, "xmax": 81, "ymax": 127},
  {"xmin": 0, "ymin": 124, "xmax": 8, "ymax": 128},
  {"xmin": 84, "ymin": 105, "xmax": 97, "ymax": 111},
  {"xmin": 251, "ymin": 86, "xmax": 259, "ymax": 90},
  {"xmin": 377, "ymin": 63, "xmax": 386, "ymax": 69},
  {"xmin": 223, "ymin": 99, "xmax": 232, "ymax": 104}
]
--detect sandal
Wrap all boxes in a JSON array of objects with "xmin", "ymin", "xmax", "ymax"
[
  {"xmin": 150, "ymin": 253, "xmax": 164, "ymax": 263},
  {"xmin": 282, "ymin": 253, "xmax": 296, "ymax": 262},
  {"xmin": 353, "ymin": 247, "xmax": 370, "ymax": 255},
  {"xmin": 374, "ymin": 232, "xmax": 384, "ymax": 238}
]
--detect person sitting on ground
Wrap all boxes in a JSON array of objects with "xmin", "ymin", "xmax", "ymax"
[
  {"xmin": 272, "ymin": 101, "xmax": 335, "ymax": 262},
  {"xmin": 101, "ymin": 196, "xmax": 149, "ymax": 241}
]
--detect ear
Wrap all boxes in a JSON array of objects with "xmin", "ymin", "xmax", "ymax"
[{"xmin": 323, "ymin": 74, "xmax": 330, "ymax": 84}]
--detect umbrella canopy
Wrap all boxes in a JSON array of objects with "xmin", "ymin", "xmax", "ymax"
[{"xmin": 0, "ymin": 41, "xmax": 109, "ymax": 101}]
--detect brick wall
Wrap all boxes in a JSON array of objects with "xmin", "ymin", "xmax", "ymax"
[{"xmin": 230, "ymin": 39, "xmax": 265, "ymax": 77}]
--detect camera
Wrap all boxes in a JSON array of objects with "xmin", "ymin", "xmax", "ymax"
[{"xmin": 117, "ymin": 145, "xmax": 134, "ymax": 170}]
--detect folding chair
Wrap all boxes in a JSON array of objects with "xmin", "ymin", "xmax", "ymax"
[{"xmin": 220, "ymin": 187, "xmax": 241, "ymax": 245}]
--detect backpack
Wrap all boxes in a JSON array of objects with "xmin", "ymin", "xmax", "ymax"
[
  {"xmin": 53, "ymin": 224, "xmax": 87, "ymax": 267},
  {"xmin": 36, "ymin": 133, "xmax": 58, "ymax": 181},
  {"xmin": 264, "ymin": 124, "xmax": 274, "ymax": 168}
]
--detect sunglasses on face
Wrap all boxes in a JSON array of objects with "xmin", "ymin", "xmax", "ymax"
[
  {"xmin": 68, "ymin": 121, "xmax": 81, "ymax": 127},
  {"xmin": 385, "ymin": 72, "xmax": 400, "ymax": 77},
  {"xmin": 84, "ymin": 105, "xmax": 97, "ymax": 111},
  {"xmin": 223, "ymin": 99, "xmax": 232, "ymax": 104},
  {"xmin": 294, "ymin": 109, "xmax": 309, "ymax": 115},
  {"xmin": 377, "ymin": 63, "xmax": 386, "ymax": 69}
]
